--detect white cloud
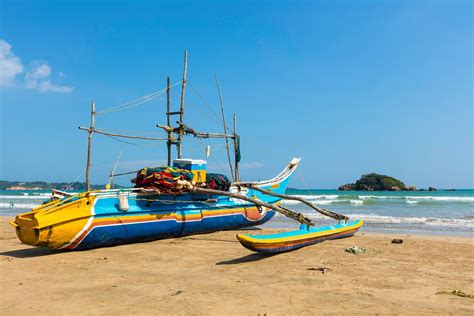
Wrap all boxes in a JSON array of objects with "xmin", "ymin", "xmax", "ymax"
[
  {"xmin": 0, "ymin": 39, "xmax": 73, "ymax": 93},
  {"xmin": 25, "ymin": 61, "xmax": 73, "ymax": 93},
  {"xmin": 26, "ymin": 62, "xmax": 51, "ymax": 81},
  {"xmin": 0, "ymin": 39, "xmax": 24, "ymax": 87}
]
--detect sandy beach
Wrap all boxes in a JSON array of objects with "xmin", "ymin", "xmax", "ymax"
[{"xmin": 0, "ymin": 217, "xmax": 473, "ymax": 315}]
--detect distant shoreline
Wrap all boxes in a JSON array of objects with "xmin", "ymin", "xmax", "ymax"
[
  {"xmin": 0, "ymin": 180, "xmax": 122, "ymax": 191},
  {"xmin": 1, "ymin": 186, "xmax": 472, "ymax": 191}
]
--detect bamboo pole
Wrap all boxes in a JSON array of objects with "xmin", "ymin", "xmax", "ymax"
[
  {"xmin": 166, "ymin": 77, "xmax": 172, "ymax": 166},
  {"xmin": 78, "ymin": 127, "xmax": 168, "ymax": 141},
  {"xmin": 189, "ymin": 187, "xmax": 314, "ymax": 226},
  {"xmin": 242, "ymin": 184, "xmax": 349, "ymax": 221},
  {"xmin": 233, "ymin": 114, "xmax": 240, "ymax": 182},
  {"xmin": 85, "ymin": 101, "xmax": 95, "ymax": 192},
  {"xmin": 177, "ymin": 50, "xmax": 188, "ymax": 159},
  {"xmin": 215, "ymin": 75, "xmax": 234, "ymax": 180}
]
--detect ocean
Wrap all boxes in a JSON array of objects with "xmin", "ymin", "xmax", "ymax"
[
  {"xmin": 1, "ymin": 189, "xmax": 473, "ymax": 237},
  {"xmin": 264, "ymin": 189, "xmax": 474, "ymax": 237}
]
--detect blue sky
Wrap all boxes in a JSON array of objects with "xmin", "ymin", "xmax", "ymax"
[{"xmin": 0, "ymin": 0, "xmax": 472, "ymax": 188}]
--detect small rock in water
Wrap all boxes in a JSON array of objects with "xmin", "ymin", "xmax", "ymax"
[{"xmin": 391, "ymin": 239, "xmax": 403, "ymax": 244}]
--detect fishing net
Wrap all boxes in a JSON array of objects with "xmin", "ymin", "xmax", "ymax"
[
  {"xmin": 132, "ymin": 167, "xmax": 232, "ymax": 194},
  {"xmin": 132, "ymin": 166, "xmax": 194, "ymax": 194}
]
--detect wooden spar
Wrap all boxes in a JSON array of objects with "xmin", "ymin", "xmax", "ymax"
[
  {"xmin": 189, "ymin": 187, "xmax": 314, "ymax": 226},
  {"xmin": 166, "ymin": 77, "xmax": 172, "ymax": 166},
  {"xmin": 167, "ymin": 124, "xmax": 234, "ymax": 139},
  {"xmin": 177, "ymin": 50, "xmax": 188, "ymax": 159},
  {"xmin": 242, "ymin": 184, "xmax": 349, "ymax": 221},
  {"xmin": 215, "ymin": 75, "xmax": 234, "ymax": 180},
  {"xmin": 233, "ymin": 114, "xmax": 240, "ymax": 182},
  {"xmin": 85, "ymin": 101, "xmax": 95, "ymax": 192},
  {"xmin": 78, "ymin": 127, "xmax": 169, "ymax": 141}
]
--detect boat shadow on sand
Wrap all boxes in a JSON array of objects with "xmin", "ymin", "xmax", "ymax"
[
  {"xmin": 1, "ymin": 247, "xmax": 62, "ymax": 258},
  {"xmin": 216, "ymin": 252, "xmax": 278, "ymax": 265}
]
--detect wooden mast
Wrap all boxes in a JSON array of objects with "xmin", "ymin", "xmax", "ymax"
[
  {"xmin": 166, "ymin": 77, "xmax": 172, "ymax": 165},
  {"xmin": 85, "ymin": 101, "xmax": 95, "ymax": 192},
  {"xmin": 233, "ymin": 114, "xmax": 240, "ymax": 182},
  {"xmin": 177, "ymin": 50, "xmax": 188, "ymax": 159},
  {"xmin": 215, "ymin": 75, "xmax": 234, "ymax": 180}
]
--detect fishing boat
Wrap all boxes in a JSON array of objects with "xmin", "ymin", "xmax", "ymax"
[{"xmin": 10, "ymin": 51, "xmax": 362, "ymax": 252}]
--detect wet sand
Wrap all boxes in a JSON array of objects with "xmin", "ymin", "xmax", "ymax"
[{"xmin": 0, "ymin": 217, "xmax": 473, "ymax": 315}]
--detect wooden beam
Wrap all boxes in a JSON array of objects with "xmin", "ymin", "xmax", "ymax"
[
  {"xmin": 177, "ymin": 50, "xmax": 188, "ymax": 158},
  {"xmin": 85, "ymin": 101, "xmax": 95, "ymax": 192},
  {"xmin": 78, "ymin": 127, "xmax": 168, "ymax": 141},
  {"xmin": 166, "ymin": 77, "xmax": 172, "ymax": 166}
]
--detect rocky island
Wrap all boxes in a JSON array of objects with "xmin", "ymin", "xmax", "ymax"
[{"xmin": 339, "ymin": 173, "xmax": 417, "ymax": 191}]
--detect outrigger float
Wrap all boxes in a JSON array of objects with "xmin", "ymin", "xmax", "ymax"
[{"xmin": 11, "ymin": 51, "xmax": 362, "ymax": 253}]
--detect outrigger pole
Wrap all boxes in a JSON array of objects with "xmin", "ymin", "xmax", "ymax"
[
  {"xmin": 241, "ymin": 184, "xmax": 349, "ymax": 221},
  {"xmin": 189, "ymin": 187, "xmax": 314, "ymax": 227}
]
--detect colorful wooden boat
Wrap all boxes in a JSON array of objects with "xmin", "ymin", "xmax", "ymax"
[
  {"xmin": 10, "ymin": 159, "xmax": 300, "ymax": 250},
  {"xmin": 10, "ymin": 51, "xmax": 363, "ymax": 252},
  {"xmin": 237, "ymin": 219, "xmax": 363, "ymax": 253}
]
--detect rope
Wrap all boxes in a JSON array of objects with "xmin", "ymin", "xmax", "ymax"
[
  {"xmin": 102, "ymin": 134, "xmax": 165, "ymax": 147},
  {"xmin": 96, "ymin": 81, "xmax": 182, "ymax": 115},
  {"xmin": 104, "ymin": 134, "xmax": 138, "ymax": 145},
  {"xmin": 98, "ymin": 128, "xmax": 164, "ymax": 136},
  {"xmin": 188, "ymin": 82, "xmax": 234, "ymax": 134},
  {"xmin": 64, "ymin": 169, "xmax": 85, "ymax": 191}
]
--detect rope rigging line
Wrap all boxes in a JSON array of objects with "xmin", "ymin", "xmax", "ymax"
[
  {"xmin": 103, "ymin": 134, "xmax": 139, "ymax": 145},
  {"xmin": 98, "ymin": 127, "xmax": 164, "ymax": 136},
  {"xmin": 188, "ymin": 82, "xmax": 234, "ymax": 134},
  {"xmin": 64, "ymin": 169, "xmax": 86, "ymax": 191},
  {"xmin": 91, "ymin": 130, "xmax": 169, "ymax": 147},
  {"xmin": 96, "ymin": 81, "xmax": 182, "ymax": 115}
]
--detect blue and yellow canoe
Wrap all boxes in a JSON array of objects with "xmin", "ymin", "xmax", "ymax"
[{"xmin": 236, "ymin": 219, "xmax": 363, "ymax": 253}]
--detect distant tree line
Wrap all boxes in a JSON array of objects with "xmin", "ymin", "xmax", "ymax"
[{"xmin": 0, "ymin": 180, "xmax": 124, "ymax": 190}]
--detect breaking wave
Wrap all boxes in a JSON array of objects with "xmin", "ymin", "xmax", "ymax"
[
  {"xmin": 344, "ymin": 213, "xmax": 474, "ymax": 228},
  {"xmin": 282, "ymin": 212, "xmax": 474, "ymax": 228},
  {"xmin": 282, "ymin": 194, "xmax": 474, "ymax": 205},
  {"xmin": 0, "ymin": 202, "xmax": 39, "ymax": 209},
  {"xmin": 282, "ymin": 199, "xmax": 363, "ymax": 206},
  {"xmin": 0, "ymin": 195, "xmax": 50, "ymax": 200}
]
